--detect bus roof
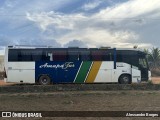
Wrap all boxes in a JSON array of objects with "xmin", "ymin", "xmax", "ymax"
[{"xmin": 7, "ymin": 45, "xmax": 144, "ymax": 52}]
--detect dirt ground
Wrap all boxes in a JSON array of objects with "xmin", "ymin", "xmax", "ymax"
[
  {"xmin": 1, "ymin": 78, "xmax": 160, "ymax": 120},
  {"xmin": 0, "ymin": 80, "xmax": 16, "ymax": 86},
  {"xmin": 150, "ymin": 77, "xmax": 160, "ymax": 84},
  {"xmin": 1, "ymin": 91, "xmax": 160, "ymax": 120}
]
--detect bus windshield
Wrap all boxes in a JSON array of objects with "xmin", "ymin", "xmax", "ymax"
[
  {"xmin": 139, "ymin": 58, "xmax": 148, "ymax": 68},
  {"xmin": 138, "ymin": 52, "xmax": 149, "ymax": 69}
]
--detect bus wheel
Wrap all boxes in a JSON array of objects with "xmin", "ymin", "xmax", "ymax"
[
  {"xmin": 119, "ymin": 74, "xmax": 131, "ymax": 84},
  {"xmin": 39, "ymin": 75, "xmax": 51, "ymax": 85}
]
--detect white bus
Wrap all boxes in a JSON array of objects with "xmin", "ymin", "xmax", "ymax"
[{"xmin": 4, "ymin": 46, "xmax": 151, "ymax": 85}]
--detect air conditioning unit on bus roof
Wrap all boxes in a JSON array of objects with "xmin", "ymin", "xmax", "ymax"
[{"xmin": 68, "ymin": 46, "xmax": 79, "ymax": 48}]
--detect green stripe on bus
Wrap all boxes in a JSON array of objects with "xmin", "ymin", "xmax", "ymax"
[{"xmin": 74, "ymin": 61, "xmax": 92, "ymax": 83}]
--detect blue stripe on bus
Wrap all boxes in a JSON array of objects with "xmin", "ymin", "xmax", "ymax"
[{"xmin": 35, "ymin": 61, "xmax": 82, "ymax": 83}]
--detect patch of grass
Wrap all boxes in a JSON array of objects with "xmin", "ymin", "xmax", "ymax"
[
  {"xmin": 148, "ymin": 80, "xmax": 153, "ymax": 85},
  {"xmin": 120, "ymin": 91, "xmax": 127, "ymax": 95},
  {"xmin": 147, "ymin": 92, "xmax": 156, "ymax": 95},
  {"xmin": 62, "ymin": 100, "xmax": 74, "ymax": 104}
]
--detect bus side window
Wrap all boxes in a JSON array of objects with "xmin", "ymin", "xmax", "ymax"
[
  {"xmin": 116, "ymin": 53, "xmax": 122, "ymax": 62},
  {"xmin": 103, "ymin": 52, "xmax": 113, "ymax": 61},
  {"xmin": 32, "ymin": 49, "xmax": 43, "ymax": 61},
  {"xmin": 68, "ymin": 51, "xmax": 79, "ymax": 61},
  {"xmin": 21, "ymin": 49, "xmax": 32, "ymax": 61},
  {"xmin": 40, "ymin": 50, "xmax": 50, "ymax": 61},
  {"xmin": 79, "ymin": 51, "xmax": 90, "ymax": 61},
  {"xmin": 91, "ymin": 50, "xmax": 114, "ymax": 61},
  {"xmin": 53, "ymin": 50, "xmax": 67, "ymax": 61},
  {"xmin": 91, "ymin": 50, "xmax": 103, "ymax": 61},
  {"xmin": 8, "ymin": 49, "xmax": 19, "ymax": 61}
]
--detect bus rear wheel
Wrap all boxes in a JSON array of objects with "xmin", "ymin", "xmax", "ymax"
[
  {"xmin": 39, "ymin": 75, "xmax": 51, "ymax": 85},
  {"xmin": 119, "ymin": 74, "xmax": 131, "ymax": 84}
]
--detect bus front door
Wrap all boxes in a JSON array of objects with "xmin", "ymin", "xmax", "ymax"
[{"xmin": 139, "ymin": 58, "xmax": 149, "ymax": 81}]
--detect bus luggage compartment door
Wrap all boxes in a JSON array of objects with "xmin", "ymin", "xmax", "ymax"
[
  {"xmin": 94, "ymin": 62, "xmax": 113, "ymax": 83},
  {"xmin": 7, "ymin": 69, "xmax": 35, "ymax": 83}
]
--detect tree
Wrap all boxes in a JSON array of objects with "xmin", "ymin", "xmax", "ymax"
[
  {"xmin": 149, "ymin": 47, "xmax": 160, "ymax": 69},
  {"xmin": 144, "ymin": 48, "xmax": 152, "ymax": 61}
]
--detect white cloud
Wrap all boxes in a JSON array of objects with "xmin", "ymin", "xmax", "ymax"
[
  {"xmin": 23, "ymin": 0, "xmax": 160, "ymax": 48},
  {"xmin": 113, "ymin": 42, "xmax": 152, "ymax": 49},
  {"xmin": 82, "ymin": 0, "xmax": 102, "ymax": 11},
  {"xmin": 26, "ymin": 12, "xmax": 86, "ymax": 31},
  {"xmin": 95, "ymin": 0, "xmax": 160, "ymax": 20},
  {"xmin": 57, "ymin": 28, "xmax": 139, "ymax": 48},
  {"xmin": 64, "ymin": 40, "xmax": 88, "ymax": 48}
]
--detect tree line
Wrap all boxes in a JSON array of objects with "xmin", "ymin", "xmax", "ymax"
[{"xmin": 144, "ymin": 47, "xmax": 160, "ymax": 70}]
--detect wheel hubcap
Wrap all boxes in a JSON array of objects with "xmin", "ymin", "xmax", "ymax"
[
  {"xmin": 42, "ymin": 78, "xmax": 48, "ymax": 84},
  {"xmin": 123, "ymin": 77, "xmax": 129, "ymax": 83}
]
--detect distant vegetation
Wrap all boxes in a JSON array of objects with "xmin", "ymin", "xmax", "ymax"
[{"xmin": 144, "ymin": 47, "xmax": 160, "ymax": 76}]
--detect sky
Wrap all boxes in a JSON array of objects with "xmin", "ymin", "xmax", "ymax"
[{"xmin": 0, "ymin": 0, "xmax": 160, "ymax": 51}]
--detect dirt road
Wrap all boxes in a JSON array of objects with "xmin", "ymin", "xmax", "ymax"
[
  {"xmin": 1, "ymin": 91, "xmax": 160, "ymax": 120},
  {"xmin": 1, "ymin": 78, "xmax": 160, "ymax": 120}
]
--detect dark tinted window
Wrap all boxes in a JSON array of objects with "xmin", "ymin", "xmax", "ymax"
[
  {"xmin": 8, "ymin": 49, "xmax": 19, "ymax": 61},
  {"xmin": 79, "ymin": 50, "xmax": 90, "ymax": 61},
  {"xmin": 8, "ymin": 48, "xmax": 115, "ymax": 62},
  {"xmin": 68, "ymin": 50, "xmax": 79, "ymax": 61},
  {"xmin": 116, "ymin": 53, "xmax": 122, "ymax": 62},
  {"xmin": 90, "ymin": 49, "xmax": 114, "ymax": 61},
  {"xmin": 20, "ymin": 49, "xmax": 44, "ymax": 61},
  {"xmin": 117, "ymin": 50, "xmax": 139, "ymax": 67},
  {"xmin": 8, "ymin": 49, "xmax": 44, "ymax": 61},
  {"xmin": 32, "ymin": 49, "xmax": 43, "ymax": 61},
  {"xmin": 91, "ymin": 50, "xmax": 103, "ymax": 61},
  {"xmin": 102, "ymin": 50, "xmax": 113, "ymax": 61},
  {"xmin": 20, "ymin": 49, "xmax": 32, "ymax": 61},
  {"xmin": 52, "ymin": 50, "xmax": 67, "ymax": 61}
]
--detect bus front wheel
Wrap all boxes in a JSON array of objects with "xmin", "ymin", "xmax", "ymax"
[
  {"xmin": 39, "ymin": 75, "xmax": 51, "ymax": 85},
  {"xmin": 119, "ymin": 74, "xmax": 131, "ymax": 84}
]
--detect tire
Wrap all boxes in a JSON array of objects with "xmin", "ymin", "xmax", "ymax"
[
  {"xmin": 119, "ymin": 74, "xmax": 131, "ymax": 84},
  {"xmin": 39, "ymin": 75, "xmax": 51, "ymax": 85}
]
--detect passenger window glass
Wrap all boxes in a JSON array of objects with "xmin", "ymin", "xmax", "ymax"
[
  {"xmin": 8, "ymin": 49, "xmax": 18, "ymax": 61},
  {"xmin": 52, "ymin": 50, "xmax": 67, "ymax": 61},
  {"xmin": 91, "ymin": 50, "xmax": 103, "ymax": 61},
  {"xmin": 103, "ymin": 52, "xmax": 113, "ymax": 61},
  {"xmin": 79, "ymin": 51, "xmax": 90, "ymax": 61},
  {"xmin": 91, "ymin": 50, "xmax": 113, "ymax": 61},
  {"xmin": 21, "ymin": 49, "xmax": 32, "ymax": 61},
  {"xmin": 68, "ymin": 51, "xmax": 79, "ymax": 61},
  {"xmin": 32, "ymin": 49, "xmax": 43, "ymax": 61}
]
